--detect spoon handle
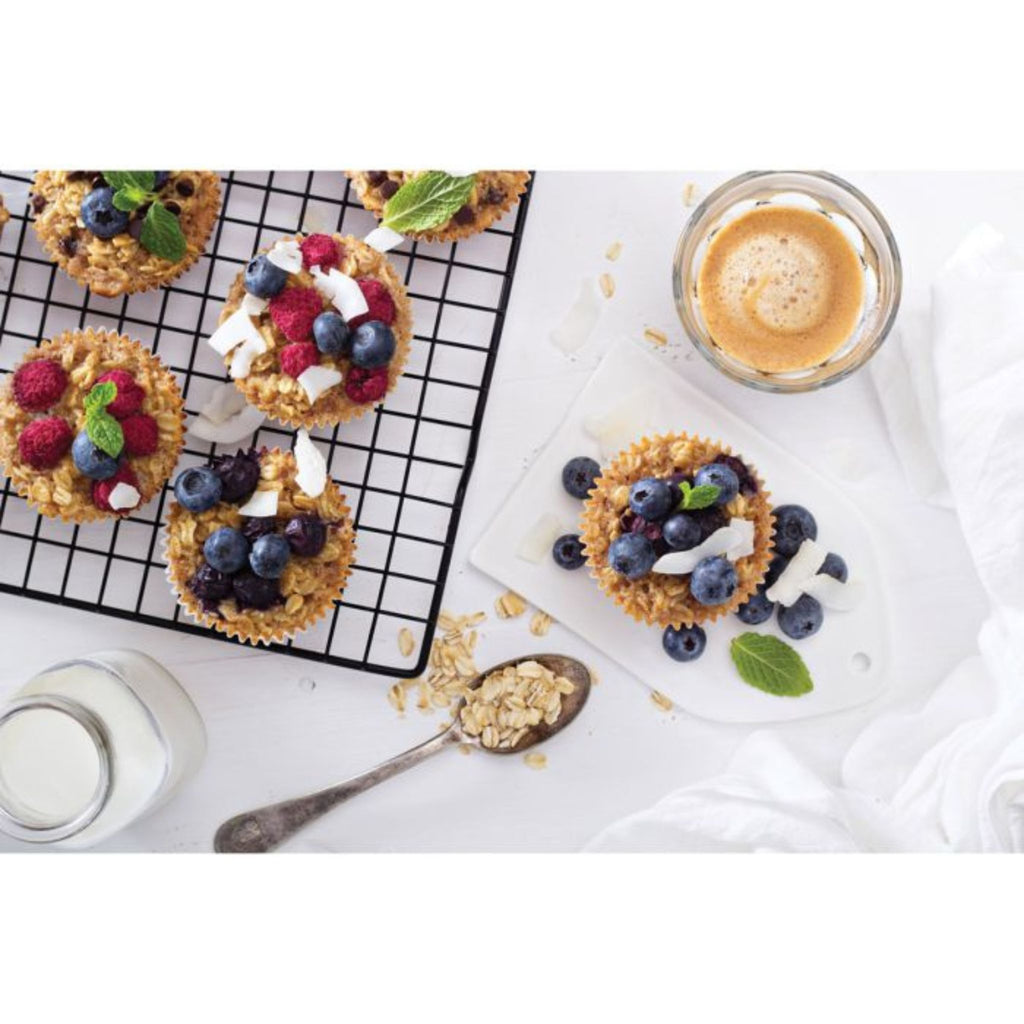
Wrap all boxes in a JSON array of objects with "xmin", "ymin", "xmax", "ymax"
[{"xmin": 214, "ymin": 727, "xmax": 460, "ymax": 853}]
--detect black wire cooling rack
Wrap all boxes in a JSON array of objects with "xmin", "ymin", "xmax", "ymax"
[{"xmin": 0, "ymin": 171, "xmax": 532, "ymax": 679}]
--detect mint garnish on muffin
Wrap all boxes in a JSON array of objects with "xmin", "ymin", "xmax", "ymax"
[
  {"xmin": 676, "ymin": 480, "xmax": 720, "ymax": 511},
  {"xmin": 83, "ymin": 379, "xmax": 124, "ymax": 457},
  {"xmin": 730, "ymin": 633, "xmax": 813, "ymax": 696},
  {"xmin": 381, "ymin": 172, "xmax": 476, "ymax": 233},
  {"xmin": 104, "ymin": 171, "xmax": 187, "ymax": 262}
]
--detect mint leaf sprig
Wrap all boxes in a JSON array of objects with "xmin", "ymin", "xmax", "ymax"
[
  {"xmin": 381, "ymin": 172, "xmax": 476, "ymax": 233},
  {"xmin": 677, "ymin": 480, "xmax": 720, "ymax": 511},
  {"xmin": 730, "ymin": 633, "xmax": 813, "ymax": 697},
  {"xmin": 83, "ymin": 380, "xmax": 124, "ymax": 458},
  {"xmin": 103, "ymin": 171, "xmax": 187, "ymax": 262}
]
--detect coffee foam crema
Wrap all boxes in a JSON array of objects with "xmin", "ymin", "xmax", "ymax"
[{"xmin": 697, "ymin": 205, "xmax": 865, "ymax": 373}]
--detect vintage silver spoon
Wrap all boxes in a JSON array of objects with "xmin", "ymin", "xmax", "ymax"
[{"xmin": 214, "ymin": 654, "xmax": 591, "ymax": 853}]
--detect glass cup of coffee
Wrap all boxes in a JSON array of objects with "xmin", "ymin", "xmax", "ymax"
[{"xmin": 673, "ymin": 171, "xmax": 902, "ymax": 392}]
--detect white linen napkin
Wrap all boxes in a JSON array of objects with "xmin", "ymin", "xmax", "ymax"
[{"xmin": 587, "ymin": 225, "xmax": 1024, "ymax": 853}]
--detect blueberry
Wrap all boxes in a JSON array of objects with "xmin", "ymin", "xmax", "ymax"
[
  {"xmin": 552, "ymin": 533, "xmax": 586, "ymax": 570},
  {"xmin": 689, "ymin": 555, "xmax": 738, "ymax": 606},
  {"xmin": 244, "ymin": 253, "xmax": 288, "ymax": 299},
  {"xmin": 773, "ymin": 504, "xmax": 817, "ymax": 557},
  {"xmin": 284, "ymin": 515, "xmax": 327, "ymax": 557},
  {"xmin": 312, "ymin": 312, "xmax": 351, "ymax": 356},
  {"xmin": 203, "ymin": 527, "xmax": 250, "ymax": 574},
  {"xmin": 188, "ymin": 562, "xmax": 232, "ymax": 609},
  {"xmin": 152, "ymin": 172, "xmax": 170, "ymax": 190},
  {"xmin": 662, "ymin": 513, "xmax": 702, "ymax": 551},
  {"xmin": 608, "ymin": 533, "xmax": 656, "ymax": 579},
  {"xmin": 736, "ymin": 586, "xmax": 775, "ymax": 625},
  {"xmin": 778, "ymin": 593, "xmax": 824, "ymax": 640},
  {"xmin": 820, "ymin": 552, "xmax": 848, "ymax": 583},
  {"xmin": 713, "ymin": 454, "xmax": 757, "ymax": 495},
  {"xmin": 232, "ymin": 571, "xmax": 280, "ymax": 611},
  {"xmin": 662, "ymin": 623, "xmax": 707, "ymax": 662},
  {"xmin": 694, "ymin": 463, "xmax": 739, "ymax": 506},
  {"xmin": 211, "ymin": 449, "xmax": 261, "ymax": 503},
  {"xmin": 689, "ymin": 506, "xmax": 728, "ymax": 541},
  {"xmin": 173, "ymin": 466, "xmax": 223, "ymax": 512},
  {"xmin": 628, "ymin": 477, "xmax": 675, "ymax": 521},
  {"xmin": 71, "ymin": 431, "xmax": 118, "ymax": 480},
  {"xmin": 765, "ymin": 553, "xmax": 790, "ymax": 588},
  {"xmin": 241, "ymin": 517, "xmax": 277, "ymax": 543},
  {"xmin": 561, "ymin": 456, "xmax": 601, "ymax": 499},
  {"xmin": 249, "ymin": 533, "xmax": 291, "ymax": 579},
  {"xmin": 350, "ymin": 321, "xmax": 396, "ymax": 368},
  {"xmin": 79, "ymin": 187, "xmax": 130, "ymax": 239}
]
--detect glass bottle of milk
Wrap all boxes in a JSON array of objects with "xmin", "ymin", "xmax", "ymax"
[{"xmin": 0, "ymin": 650, "xmax": 206, "ymax": 849}]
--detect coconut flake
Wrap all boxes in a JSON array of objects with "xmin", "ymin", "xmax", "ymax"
[
  {"xmin": 517, "ymin": 512, "xmax": 566, "ymax": 564},
  {"xmin": 551, "ymin": 278, "xmax": 602, "ymax": 354},
  {"xmin": 294, "ymin": 429, "xmax": 327, "ymax": 498},
  {"xmin": 652, "ymin": 524, "xmax": 741, "ymax": 575},
  {"xmin": 188, "ymin": 405, "xmax": 266, "ymax": 446},
  {"xmin": 267, "ymin": 239, "xmax": 303, "ymax": 274},
  {"xmin": 310, "ymin": 266, "xmax": 369, "ymax": 321},
  {"xmin": 296, "ymin": 364, "xmax": 343, "ymax": 404},
  {"xmin": 240, "ymin": 292, "xmax": 269, "ymax": 316},
  {"xmin": 725, "ymin": 517, "xmax": 756, "ymax": 560},
  {"xmin": 802, "ymin": 573, "xmax": 865, "ymax": 611},
  {"xmin": 766, "ymin": 539, "xmax": 827, "ymax": 607},
  {"xmin": 108, "ymin": 482, "xmax": 141, "ymax": 511},
  {"xmin": 364, "ymin": 225, "xmax": 406, "ymax": 253},
  {"xmin": 237, "ymin": 489, "xmax": 279, "ymax": 518},
  {"xmin": 229, "ymin": 333, "xmax": 268, "ymax": 379},
  {"xmin": 208, "ymin": 308, "xmax": 265, "ymax": 357},
  {"xmin": 582, "ymin": 389, "xmax": 650, "ymax": 459}
]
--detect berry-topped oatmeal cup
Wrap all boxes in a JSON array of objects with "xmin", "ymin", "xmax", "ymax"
[
  {"xmin": 346, "ymin": 171, "xmax": 530, "ymax": 243},
  {"xmin": 165, "ymin": 439, "xmax": 355, "ymax": 645},
  {"xmin": 209, "ymin": 233, "xmax": 412, "ymax": 429},
  {"xmin": 580, "ymin": 433, "xmax": 775, "ymax": 628},
  {"xmin": 30, "ymin": 171, "xmax": 221, "ymax": 297},
  {"xmin": 0, "ymin": 196, "xmax": 9, "ymax": 241},
  {"xmin": 0, "ymin": 328, "xmax": 185, "ymax": 523}
]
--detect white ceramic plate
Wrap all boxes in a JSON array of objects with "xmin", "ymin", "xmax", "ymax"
[{"xmin": 470, "ymin": 339, "xmax": 891, "ymax": 724}]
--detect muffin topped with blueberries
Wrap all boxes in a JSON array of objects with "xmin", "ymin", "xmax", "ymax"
[
  {"xmin": 578, "ymin": 433, "xmax": 775, "ymax": 628},
  {"xmin": 164, "ymin": 443, "xmax": 355, "ymax": 645},
  {"xmin": 347, "ymin": 171, "xmax": 530, "ymax": 243},
  {"xmin": 30, "ymin": 171, "xmax": 220, "ymax": 297},
  {"xmin": 0, "ymin": 328, "xmax": 185, "ymax": 523},
  {"xmin": 208, "ymin": 233, "xmax": 412, "ymax": 429}
]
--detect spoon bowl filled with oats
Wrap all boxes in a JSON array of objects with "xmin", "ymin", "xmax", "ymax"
[{"xmin": 214, "ymin": 654, "xmax": 591, "ymax": 853}]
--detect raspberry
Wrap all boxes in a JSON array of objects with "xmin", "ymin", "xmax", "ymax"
[
  {"xmin": 92, "ymin": 463, "xmax": 140, "ymax": 514},
  {"xmin": 344, "ymin": 366, "xmax": 389, "ymax": 404},
  {"xmin": 348, "ymin": 278, "xmax": 396, "ymax": 329},
  {"xmin": 17, "ymin": 416, "xmax": 72, "ymax": 468},
  {"xmin": 269, "ymin": 286, "xmax": 323, "ymax": 343},
  {"xmin": 94, "ymin": 369, "xmax": 145, "ymax": 419},
  {"xmin": 279, "ymin": 342, "xmax": 319, "ymax": 379},
  {"xmin": 12, "ymin": 360, "xmax": 68, "ymax": 412},
  {"xmin": 120, "ymin": 413, "xmax": 159, "ymax": 456},
  {"xmin": 300, "ymin": 233, "xmax": 342, "ymax": 271}
]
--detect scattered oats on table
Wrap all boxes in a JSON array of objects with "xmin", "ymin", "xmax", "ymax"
[
  {"xmin": 460, "ymin": 660, "xmax": 575, "ymax": 750},
  {"xmin": 650, "ymin": 690, "xmax": 674, "ymax": 713},
  {"xmin": 682, "ymin": 182, "xmax": 700, "ymax": 207},
  {"xmin": 599, "ymin": 273, "xmax": 615, "ymax": 298},
  {"xmin": 529, "ymin": 611, "xmax": 553, "ymax": 637},
  {"xmin": 397, "ymin": 627, "xmax": 415, "ymax": 657},
  {"xmin": 524, "ymin": 752, "xmax": 548, "ymax": 770},
  {"xmin": 644, "ymin": 327, "xmax": 669, "ymax": 347},
  {"xmin": 495, "ymin": 590, "xmax": 527, "ymax": 620},
  {"xmin": 605, "ymin": 241, "xmax": 623, "ymax": 261}
]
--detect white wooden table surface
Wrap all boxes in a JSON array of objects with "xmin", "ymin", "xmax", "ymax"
[{"xmin": 1, "ymin": 171, "xmax": 1019, "ymax": 852}]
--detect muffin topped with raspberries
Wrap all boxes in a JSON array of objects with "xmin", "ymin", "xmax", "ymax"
[
  {"xmin": 0, "ymin": 196, "xmax": 9, "ymax": 241},
  {"xmin": 209, "ymin": 233, "xmax": 412, "ymax": 429},
  {"xmin": 30, "ymin": 171, "xmax": 221, "ymax": 297},
  {"xmin": 347, "ymin": 171, "xmax": 530, "ymax": 243},
  {"xmin": 579, "ymin": 433, "xmax": 775, "ymax": 628},
  {"xmin": 165, "ymin": 441, "xmax": 355, "ymax": 645},
  {"xmin": 0, "ymin": 328, "xmax": 185, "ymax": 522}
]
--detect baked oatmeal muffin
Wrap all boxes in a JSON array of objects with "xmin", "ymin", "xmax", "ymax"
[
  {"xmin": 347, "ymin": 171, "xmax": 530, "ymax": 243},
  {"xmin": 31, "ymin": 171, "xmax": 220, "ymax": 297},
  {"xmin": 0, "ymin": 328, "xmax": 185, "ymax": 522},
  {"xmin": 210, "ymin": 232, "xmax": 412, "ymax": 429},
  {"xmin": 0, "ymin": 196, "xmax": 9, "ymax": 241},
  {"xmin": 165, "ymin": 446, "xmax": 355, "ymax": 645},
  {"xmin": 580, "ymin": 433, "xmax": 775, "ymax": 628}
]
